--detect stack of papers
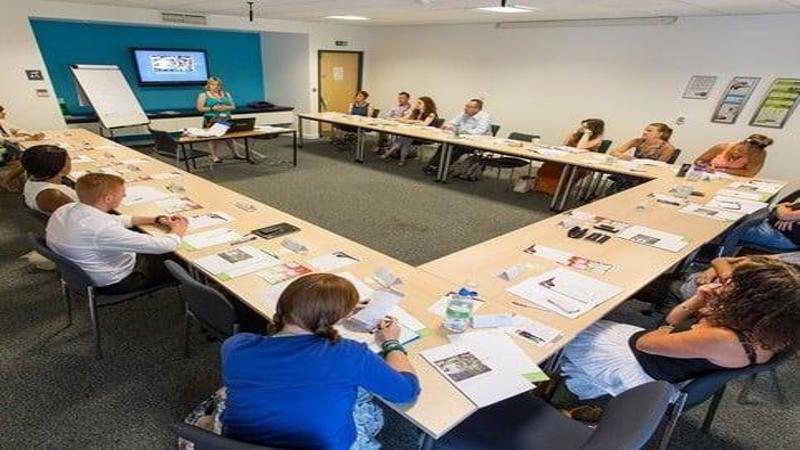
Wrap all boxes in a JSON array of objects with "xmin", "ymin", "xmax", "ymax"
[
  {"xmin": 188, "ymin": 211, "xmax": 235, "ymax": 230},
  {"xmin": 421, "ymin": 331, "xmax": 544, "ymax": 407},
  {"xmin": 729, "ymin": 180, "xmax": 782, "ymax": 197},
  {"xmin": 255, "ymin": 125, "xmax": 291, "ymax": 133},
  {"xmin": 194, "ymin": 245, "xmax": 280, "ymax": 281},
  {"xmin": 618, "ymin": 225, "xmax": 689, "ymax": 252},
  {"xmin": 157, "ymin": 196, "xmax": 203, "ymax": 214},
  {"xmin": 524, "ymin": 243, "xmax": 612, "ymax": 274},
  {"xmin": 679, "ymin": 204, "xmax": 743, "ymax": 222},
  {"xmin": 122, "ymin": 186, "xmax": 171, "ymax": 206},
  {"xmin": 182, "ymin": 228, "xmax": 243, "ymax": 251},
  {"xmin": 706, "ymin": 195, "xmax": 768, "ymax": 214},
  {"xmin": 183, "ymin": 123, "xmax": 229, "ymax": 138},
  {"xmin": 506, "ymin": 268, "xmax": 622, "ymax": 319}
]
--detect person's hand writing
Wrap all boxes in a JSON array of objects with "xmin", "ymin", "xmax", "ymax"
[{"xmin": 376, "ymin": 317, "xmax": 401, "ymax": 343}]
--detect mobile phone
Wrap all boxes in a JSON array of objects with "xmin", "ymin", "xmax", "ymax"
[
  {"xmin": 677, "ymin": 163, "xmax": 691, "ymax": 177},
  {"xmin": 252, "ymin": 222, "xmax": 300, "ymax": 240}
]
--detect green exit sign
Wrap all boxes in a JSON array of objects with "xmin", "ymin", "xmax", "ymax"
[{"xmin": 335, "ymin": 40, "xmax": 349, "ymax": 47}]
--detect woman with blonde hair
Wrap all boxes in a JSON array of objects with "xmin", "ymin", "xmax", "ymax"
[
  {"xmin": 203, "ymin": 273, "xmax": 419, "ymax": 449},
  {"xmin": 694, "ymin": 134, "xmax": 772, "ymax": 177},
  {"xmin": 610, "ymin": 122, "xmax": 676, "ymax": 162},
  {"xmin": 196, "ymin": 76, "xmax": 246, "ymax": 163}
]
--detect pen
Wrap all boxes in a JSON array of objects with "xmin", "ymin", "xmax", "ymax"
[
  {"xmin": 230, "ymin": 235, "xmax": 257, "ymax": 246},
  {"xmin": 512, "ymin": 301, "xmax": 546, "ymax": 311},
  {"xmin": 546, "ymin": 298, "xmax": 579, "ymax": 314}
]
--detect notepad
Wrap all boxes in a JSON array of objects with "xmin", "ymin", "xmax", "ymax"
[
  {"xmin": 188, "ymin": 211, "xmax": 235, "ymax": 230},
  {"xmin": 618, "ymin": 225, "xmax": 689, "ymax": 253},
  {"xmin": 182, "ymin": 228, "xmax": 243, "ymax": 251},
  {"xmin": 194, "ymin": 246, "xmax": 280, "ymax": 281},
  {"xmin": 122, "ymin": 186, "xmax": 171, "ymax": 206}
]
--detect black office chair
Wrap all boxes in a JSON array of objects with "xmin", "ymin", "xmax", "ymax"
[
  {"xmin": 164, "ymin": 260, "xmax": 240, "ymax": 357},
  {"xmin": 150, "ymin": 128, "xmax": 211, "ymax": 173},
  {"xmin": 490, "ymin": 124, "xmax": 501, "ymax": 137},
  {"xmin": 666, "ymin": 148, "xmax": 682, "ymax": 164},
  {"xmin": 21, "ymin": 196, "xmax": 49, "ymax": 224},
  {"xmin": 579, "ymin": 139, "xmax": 615, "ymax": 202},
  {"xmin": 597, "ymin": 139, "xmax": 613, "ymax": 154},
  {"xmin": 481, "ymin": 132, "xmax": 541, "ymax": 190},
  {"xmin": 435, "ymin": 381, "xmax": 673, "ymax": 450},
  {"xmin": 172, "ymin": 423, "xmax": 287, "ymax": 450},
  {"xmin": 28, "ymin": 233, "xmax": 181, "ymax": 359},
  {"xmin": 658, "ymin": 353, "xmax": 793, "ymax": 449}
]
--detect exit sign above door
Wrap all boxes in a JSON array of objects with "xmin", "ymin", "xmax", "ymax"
[{"xmin": 335, "ymin": 41, "xmax": 349, "ymax": 47}]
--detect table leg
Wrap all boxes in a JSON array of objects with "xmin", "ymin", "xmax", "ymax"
[
  {"xmin": 298, "ymin": 117, "xmax": 304, "ymax": 148},
  {"xmin": 356, "ymin": 127, "xmax": 365, "ymax": 163},
  {"xmin": 436, "ymin": 144, "xmax": 451, "ymax": 183},
  {"xmin": 245, "ymin": 137, "xmax": 255, "ymax": 164},
  {"xmin": 549, "ymin": 164, "xmax": 572, "ymax": 210},
  {"xmin": 418, "ymin": 432, "xmax": 436, "ymax": 450},
  {"xmin": 556, "ymin": 166, "xmax": 578, "ymax": 211},
  {"xmin": 292, "ymin": 131, "xmax": 298, "ymax": 166}
]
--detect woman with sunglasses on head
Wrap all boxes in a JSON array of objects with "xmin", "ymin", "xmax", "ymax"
[
  {"xmin": 694, "ymin": 134, "xmax": 772, "ymax": 178},
  {"xmin": 560, "ymin": 257, "xmax": 800, "ymax": 404},
  {"xmin": 196, "ymin": 76, "xmax": 246, "ymax": 163}
]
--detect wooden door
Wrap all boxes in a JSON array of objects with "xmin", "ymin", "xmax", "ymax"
[{"xmin": 318, "ymin": 50, "xmax": 363, "ymax": 136}]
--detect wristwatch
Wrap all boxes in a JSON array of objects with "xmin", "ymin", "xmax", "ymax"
[
  {"xmin": 381, "ymin": 339, "xmax": 407, "ymax": 356},
  {"xmin": 155, "ymin": 215, "xmax": 170, "ymax": 226}
]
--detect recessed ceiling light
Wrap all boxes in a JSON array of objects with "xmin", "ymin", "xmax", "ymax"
[
  {"xmin": 324, "ymin": 15, "xmax": 371, "ymax": 21},
  {"xmin": 476, "ymin": 1, "xmax": 538, "ymax": 14}
]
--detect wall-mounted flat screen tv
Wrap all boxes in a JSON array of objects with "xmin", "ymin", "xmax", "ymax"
[{"xmin": 132, "ymin": 48, "xmax": 209, "ymax": 86}]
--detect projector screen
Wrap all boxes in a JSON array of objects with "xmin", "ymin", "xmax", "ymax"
[{"xmin": 132, "ymin": 48, "xmax": 209, "ymax": 86}]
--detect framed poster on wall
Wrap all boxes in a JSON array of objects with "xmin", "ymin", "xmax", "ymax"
[
  {"xmin": 682, "ymin": 75, "xmax": 717, "ymax": 99},
  {"xmin": 711, "ymin": 77, "xmax": 760, "ymax": 124},
  {"xmin": 750, "ymin": 78, "xmax": 800, "ymax": 129}
]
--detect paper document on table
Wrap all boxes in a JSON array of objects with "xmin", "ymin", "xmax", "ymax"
[
  {"xmin": 71, "ymin": 154, "xmax": 94, "ymax": 164},
  {"xmin": 706, "ymin": 195, "xmax": 768, "ymax": 214},
  {"xmin": 149, "ymin": 171, "xmax": 182, "ymax": 180},
  {"xmin": 337, "ymin": 319, "xmax": 420, "ymax": 353},
  {"xmin": 679, "ymin": 204, "xmax": 743, "ymax": 222},
  {"xmin": 421, "ymin": 338, "xmax": 536, "ymax": 407},
  {"xmin": 634, "ymin": 158, "xmax": 669, "ymax": 167},
  {"xmin": 448, "ymin": 330, "xmax": 549, "ymax": 383},
  {"xmin": 184, "ymin": 123, "xmax": 229, "ymax": 138},
  {"xmin": 255, "ymin": 125, "xmax": 291, "ymax": 133},
  {"xmin": 258, "ymin": 262, "xmax": 312, "ymax": 285},
  {"xmin": 524, "ymin": 243, "xmax": 612, "ymax": 274},
  {"xmin": 122, "ymin": 186, "xmax": 171, "ymax": 206},
  {"xmin": 309, "ymin": 251, "xmax": 359, "ymax": 271},
  {"xmin": 188, "ymin": 211, "xmax": 235, "ymax": 230},
  {"xmin": 501, "ymin": 315, "xmax": 563, "ymax": 348},
  {"xmin": 389, "ymin": 305, "xmax": 428, "ymax": 336},
  {"xmin": 618, "ymin": 225, "xmax": 689, "ymax": 252},
  {"xmin": 194, "ymin": 245, "xmax": 280, "ymax": 281},
  {"xmin": 715, "ymin": 188, "xmax": 767, "ymax": 202},
  {"xmin": 729, "ymin": 180, "xmax": 782, "ymax": 195},
  {"xmin": 506, "ymin": 268, "xmax": 622, "ymax": 319},
  {"xmin": 336, "ymin": 272, "xmax": 375, "ymax": 301},
  {"xmin": 182, "ymin": 228, "xmax": 243, "ymax": 251},
  {"xmin": 350, "ymin": 289, "xmax": 404, "ymax": 330},
  {"xmin": 157, "ymin": 196, "xmax": 203, "ymax": 213}
]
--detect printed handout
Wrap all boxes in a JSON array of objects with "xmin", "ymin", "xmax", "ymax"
[
  {"xmin": 309, "ymin": 251, "xmax": 359, "ymax": 271},
  {"xmin": 194, "ymin": 245, "xmax": 280, "ymax": 281},
  {"xmin": 157, "ymin": 196, "xmax": 203, "ymax": 214},
  {"xmin": 122, "ymin": 185, "xmax": 171, "ymax": 206},
  {"xmin": 187, "ymin": 211, "xmax": 235, "ymax": 230},
  {"xmin": 618, "ymin": 225, "xmax": 689, "ymax": 252},
  {"xmin": 349, "ymin": 289, "xmax": 404, "ymax": 331},
  {"xmin": 679, "ymin": 204, "xmax": 743, "ymax": 222},
  {"xmin": 524, "ymin": 243, "xmax": 613, "ymax": 275},
  {"xmin": 182, "ymin": 228, "xmax": 243, "ymax": 251},
  {"xmin": 506, "ymin": 268, "xmax": 622, "ymax": 319},
  {"xmin": 706, "ymin": 195, "xmax": 768, "ymax": 215},
  {"xmin": 258, "ymin": 262, "xmax": 312, "ymax": 285}
]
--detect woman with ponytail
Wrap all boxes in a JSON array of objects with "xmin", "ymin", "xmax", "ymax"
[{"xmin": 219, "ymin": 273, "xmax": 420, "ymax": 449}]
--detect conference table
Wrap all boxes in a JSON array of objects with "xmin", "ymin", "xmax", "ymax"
[
  {"xmin": 176, "ymin": 126, "xmax": 299, "ymax": 169},
  {"xmin": 22, "ymin": 128, "xmax": 786, "ymax": 448},
  {"xmin": 297, "ymin": 111, "xmax": 676, "ymax": 210}
]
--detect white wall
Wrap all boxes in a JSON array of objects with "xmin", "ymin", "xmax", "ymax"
[
  {"xmin": 0, "ymin": 2, "xmax": 65, "ymax": 130},
  {"xmin": 0, "ymin": 0, "xmax": 369, "ymax": 132},
  {"xmin": 261, "ymin": 32, "xmax": 311, "ymax": 116},
  {"xmin": 367, "ymin": 14, "xmax": 800, "ymax": 181}
]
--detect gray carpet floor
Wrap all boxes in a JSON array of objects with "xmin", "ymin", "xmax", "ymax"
[{"xmin": 0, "ymin": 137, "xmax": 796, "ymax": 449}]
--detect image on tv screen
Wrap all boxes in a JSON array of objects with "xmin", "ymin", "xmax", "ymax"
[{"xmin": 133, "ymin": 49, "xmax": 209, "ymax": 85}]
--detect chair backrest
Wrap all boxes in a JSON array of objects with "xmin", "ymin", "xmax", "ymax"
[
  {"xmin": 28, "ymin": 232, "xmax": 94, "ymax": 291},
  {"xmin": 21, "ymin": 196, "xmax": 49, "ymax": 223},
  {"xmin": 431, "ymin": 117, "xmax": 446, "ymax": 128},
  {"xmin": 507, "ymin": 132, "xmax": 540, "ymax": 143},
  {"xmin": 150, "ymin": 129, "xmax": 178, "ymax": 154},
  {"xmin": 171, "ymin": 423, "xmax": 285, "ymax": 450},
  {"xmin": 370, "ymin": 108, "xmax": 380, "ymax": 118},
  {"xmin": 164, "ymin": 260, "xmax": 239, "ymax": 339},
  {"xmin": 490, "ymin": 124, "xmax": 501, "ymax": 137},
  {"xmin": 583, "ymin": 381, "xmax": 673, "ymax": 450},
  {"xmin": 681, "ymin": 352, "xmax": 793, "ymax": 409},
  {"xmin": 666, "ymin": 148, "xmax": 682, "ymax": 164},
  {"xmin": 597, "ymin": 139, "xmax": 613, "ymax": 154}
]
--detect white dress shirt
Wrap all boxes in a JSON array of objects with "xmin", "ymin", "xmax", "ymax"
[
  {"xmin": 448, "ymin": 110, "xmax": 492, "ymax": 136},
  {"xmin": 46, "ymin": 202, "xmax": 180, "ymax": 287}
]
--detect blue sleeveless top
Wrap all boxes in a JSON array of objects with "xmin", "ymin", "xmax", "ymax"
[
  {"xmin": 202, "ymin": 91, "xmax": 234, "ymax": 121},
  {"xmin": 350, "ymin": 102, "xmax": 369, "ymax": 117}
]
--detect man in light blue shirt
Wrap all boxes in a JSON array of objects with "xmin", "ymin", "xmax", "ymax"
[{"xmin": 424, "ymin": 99, "xmax": 493, "ymax": 175}]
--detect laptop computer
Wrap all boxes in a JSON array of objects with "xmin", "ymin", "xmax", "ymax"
[{"xmin": 224, "ymin": 117, "xmax": 256, "ymax": 133}]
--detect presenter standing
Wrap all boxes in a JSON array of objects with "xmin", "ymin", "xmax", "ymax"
[{"xmin": 196, "ymin": 77, "xmax": 246, "ymax": 163}]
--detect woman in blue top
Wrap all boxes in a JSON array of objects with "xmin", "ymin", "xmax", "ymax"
[
  {"xmin": 333, "ymin": 91, "xmax": 374, "ymax": 143},
  {"xmin": 196, "ymin": 77, "xmax": 246, "ymax": 163},
  {"xmin": 221, "ymin": 273, "xmax": 420, "ymax": 449}
]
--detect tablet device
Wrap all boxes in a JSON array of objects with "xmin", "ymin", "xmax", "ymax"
[{"xmin": 252, "ymin": 222, "xmax": 300, "ymax": 240}]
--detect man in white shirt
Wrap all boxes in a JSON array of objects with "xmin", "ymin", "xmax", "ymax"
[
  {"xmin": 424, "ymin": 98, "xmax": 493, "ymax": 175},
  {"xmin": 46, "ymin": 173, "xmax": 188, "ymax": 295},
  {"xmin": 376, "ymin": 91, "xmax": 413, "ymax": 153}
]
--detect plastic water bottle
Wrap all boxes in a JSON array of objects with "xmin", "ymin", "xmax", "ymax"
[{"xmin": 443, "ymin": 288, "xmax": 478, "ymax": 333}]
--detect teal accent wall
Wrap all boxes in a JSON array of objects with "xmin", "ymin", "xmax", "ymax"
[{"xmin": 30, "ymin": 20, "xmax": 265, "ymax": 115}]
